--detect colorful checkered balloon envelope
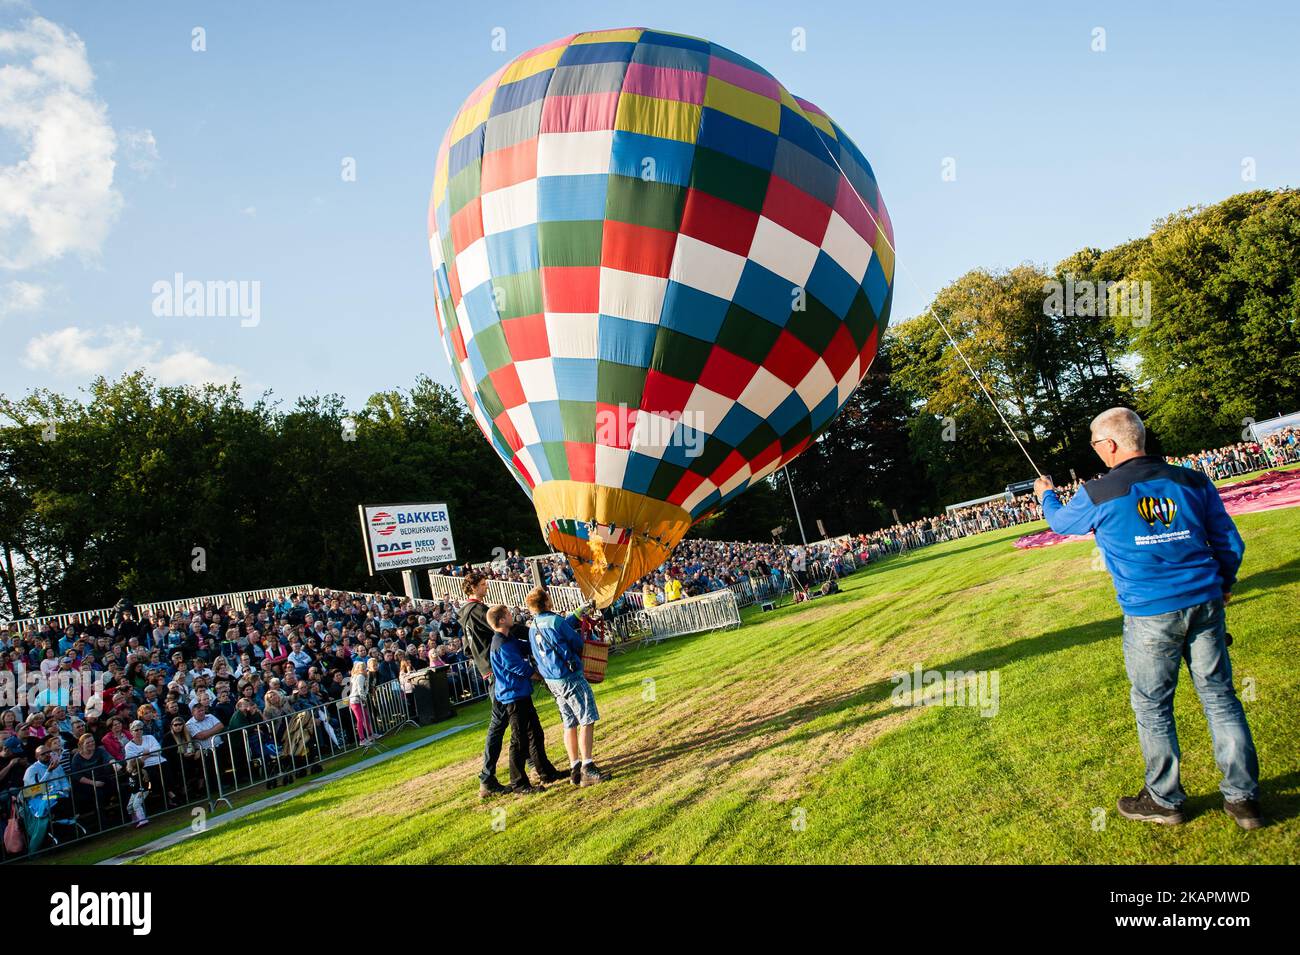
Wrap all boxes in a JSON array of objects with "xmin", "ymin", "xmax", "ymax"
[{"xmin": 428, "ymin": 27, "xmax": 895, "ymax": 607}]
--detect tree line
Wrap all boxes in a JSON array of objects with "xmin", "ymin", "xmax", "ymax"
[
  {"xmin": 705, "ymin": 188, "xmax": 1299, "ymax": 538},
  {"xmin": 3, "ymin": 189, "xmax": 1296, "ymax": 617},
  {"xmin": 0, "ymin": 375, "xmax": 538, "ymax": 619}
]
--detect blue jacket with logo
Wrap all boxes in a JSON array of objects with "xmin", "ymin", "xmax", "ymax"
[
  {"xmin": 1041, "ymin": 456, "xmax": 1245, "ymax": 616},
  {"xmin": 489, "ymin": 631, "xmax": 535, "ymax": 704},
  {"xmin": 528, "ymin": 611, "xmax": 584, "ymax": 681}
]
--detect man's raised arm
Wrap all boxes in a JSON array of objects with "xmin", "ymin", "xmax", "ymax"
[{"xmin": 1034, "ymin": 476, "xmax": 1098, "ymax": 537}]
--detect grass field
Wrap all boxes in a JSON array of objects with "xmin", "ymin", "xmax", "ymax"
[{"xmin": 56, "ymin": 497, "xmax": 1300, "ymax": 865}]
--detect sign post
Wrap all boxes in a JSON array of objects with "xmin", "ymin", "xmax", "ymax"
[{"xmin": 400, "ymin": 569, "xmax": 423, "ymax": 601}]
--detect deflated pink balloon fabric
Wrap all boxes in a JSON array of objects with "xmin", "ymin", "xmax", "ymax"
[{"xmin": 1013, "ymin": 469, "xmax": 1300, "ymax": 550}]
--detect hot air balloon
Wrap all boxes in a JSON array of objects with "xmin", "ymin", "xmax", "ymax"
[{"xmin": 428, "ymin": 28, "xmax": 894, "ymax": 607}]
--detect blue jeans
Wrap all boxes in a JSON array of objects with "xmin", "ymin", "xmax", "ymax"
[{"xmin": 1121, "ymin": 598, "xmax": 1259, "ymax": 807}]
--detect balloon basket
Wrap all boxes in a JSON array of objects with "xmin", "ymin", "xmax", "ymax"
[{"xmin": 581, "ymin": 638, "xmax": 609, "ymax": 684}]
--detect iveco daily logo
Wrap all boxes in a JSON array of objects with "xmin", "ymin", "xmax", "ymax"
[{"xmin": 49, "ymin": 885, "xmax": 152, "ymax": 935}]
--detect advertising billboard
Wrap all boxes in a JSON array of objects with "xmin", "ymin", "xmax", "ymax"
[{"xmin": 358, "ymin": 502, "xmax": 456, "ymax": 574}]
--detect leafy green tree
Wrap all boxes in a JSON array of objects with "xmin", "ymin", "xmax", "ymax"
[
  {"xmin": 890, "ymin": 268, "xmax": 1059, "ymax": 501},
  {"xmin": 1130, "ymin": 189, "xmax": 1300, "ymax": 450},
  {"xmin": 0, "ymin": 373, "xmax": 539, "ymax": 617},
  {"xmin": 891, "ymin": 255, "xmax": 1144, "ymax": 500}
]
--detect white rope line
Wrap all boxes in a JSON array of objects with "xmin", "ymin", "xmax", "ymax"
[{"xmin": 816, "ymin": 130, "xmax": 1044, "ymax": 476}]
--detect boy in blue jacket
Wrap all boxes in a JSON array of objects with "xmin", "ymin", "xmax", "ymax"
[
  {"xmin": 487, "ymin": 604, "xmax": 565, "ymax": 794},
  {"xmin": 1035, "ymin": 408, "xmax": 1261, "ymax": 829},
  {"xmin": 525, "ymin": 587, "xmax": 606, "ymax": 787}
]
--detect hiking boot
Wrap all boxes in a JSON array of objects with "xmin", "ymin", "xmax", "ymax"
[
  {"xmin": 1224, "ymin": 798, "xmax": 1264, "ymax": 830},
  {"xmin": 1117, "ymin": 787, "xmax": 1185, "ymax": 825},
  {"xmin": 539, "ymin": 767, "xmax": 568, "ymax": 785},
  {"xmin": 580, "ymin": 762, "xmax": 607, "ymax": 787},
  {"xmin": 512, "ymin": 783, "xmax": 541, "ymax": 796},
  {"xmin": 479, "ymin": 777, "xmax": 508, "ymax": 800},
  {"xmin": 570, "ymin": 763, "xmax": 582, "ymax": 786}
]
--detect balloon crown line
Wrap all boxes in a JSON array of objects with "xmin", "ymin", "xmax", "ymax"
[
  {"xmin": 544, "ymin": 525, "xmax": 624, "ymax": 572},
  {"xmin": 538, "ymin": 515, "xmax": 681, "ymax": 572},
  {"xmin": 560, "ymin": 551, "xmax": 625, "ymax": 572},
  {"xmin": 543, "ymin": 516, "xmax": 672, "ymax": 548}
]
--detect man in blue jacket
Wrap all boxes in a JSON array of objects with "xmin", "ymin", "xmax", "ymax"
[
  {"xmin": 1035, "ymin": 408, "xmax": 1262, "ymax": 829},
  {"xmin": 487, "ymin": 604, "xmax": 565, "ymax": 794},
  {"xmin": 525, "ymin": 587, "xmax": 606, "ymax": 787}
]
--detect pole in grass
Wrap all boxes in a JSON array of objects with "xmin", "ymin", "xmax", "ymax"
[{"xmin": 784, "ymin": 466, "xmax": 808, "ymax": 546}]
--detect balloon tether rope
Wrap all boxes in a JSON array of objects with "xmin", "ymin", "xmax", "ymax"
[{"xmin": 817, "ymin": 134, "xmax": 1043, "ymax": 476}]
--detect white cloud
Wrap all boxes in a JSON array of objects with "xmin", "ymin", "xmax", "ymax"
[
  {"xmin": 0, "ymin": 15, "xmax": 122, "ymax": 268},
  {"xmin": 241, "ymin": 205, "xmax": 256, "ymax": 217},
  {"xmin": 22, "ymin": 324, "xmax": 244, "ymax": 386},
  {"xmin": 23, "ymin": 324, "xmax": 144, "ymax": 377},
  {"xmin": 147, "ymin": 347, "xmax": 242, "ymax": 387},
  {"xmin": 119, "ymin": 126, "xmax": 159, "ymax": 175},
  {"xmin": 0, "ymin": 278, "xmax": 45, "ymax": 315}
]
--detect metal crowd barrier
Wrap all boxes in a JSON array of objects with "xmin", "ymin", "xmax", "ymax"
[
  {"xmin": 2, "ymin": 584, "xmax": 457, "ymax": 633},
  {"xmin": 604, "ymin": 611, "xmax": 652, "ymax": 644},
  {"xmin": 640, "ymin": 590, "xmax": 742, "ymax": 642},
  {"xmin": 2, "ymin": 585, "xmax": 319, "ymax": 632},
  {"xmin": 440, "ymin": 657, "xmax": 490, "ymax": 703},
  {"xmin": 606, "ymin": 590, "xmax": 742, "ymax": 648},
  {"xmin": 424, "ymin": 572, "xmax": 585, "ymax": 612}
]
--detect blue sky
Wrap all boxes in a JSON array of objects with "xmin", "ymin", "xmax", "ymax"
[{"xmin": 2, "ymin": 0, "xmax": 1296, "ymax": 407}]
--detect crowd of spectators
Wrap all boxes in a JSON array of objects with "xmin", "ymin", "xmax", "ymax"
[
  {"xmin": 434, "ymin": 537, "xmax": 862, "ymax": 612},
  {"xmin": 433, "ymin": 551, "xmax": 576, "ymax": 587},
  {"xmin": 1167, "ymin": 427, "xmax": 1299, "ymax": 481},
  {"xmin": 849, "ymin": 486, "xmax": 1080, "ymax": 555},
  {"xmin": 1, "ymin": 588, "xmax": 485, "ymax": 855},
  {"xmin": 854, "ymin": 428, "xmax": 1298, "ymax": 556},
  {"xmin": 624, "ymin": 538, "xmax": 859, "ymax": 608}
]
